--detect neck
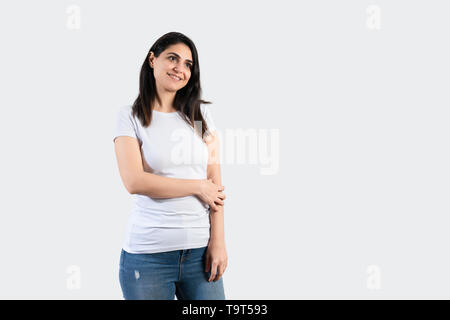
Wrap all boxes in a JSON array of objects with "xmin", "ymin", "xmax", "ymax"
[{"xmin": 153, "ymin": 87, "xmax": 177, "ymax": 112}]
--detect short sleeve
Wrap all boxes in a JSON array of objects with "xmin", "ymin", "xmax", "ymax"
[
  {"xmin": 200, "ymin": 104, "xmax": 217, "ymax": 134},
  {"xmin": 113, "ymin": 105, "xmax": 140, "ymax": 143}
]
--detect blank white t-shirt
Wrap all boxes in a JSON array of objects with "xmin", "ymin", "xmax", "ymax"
[{"xmin": 113, "ymin": 104, "xmax": 217, "ymax": 253}]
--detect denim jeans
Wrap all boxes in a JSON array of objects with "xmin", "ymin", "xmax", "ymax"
[{"xmin": 119, "ymin": 246, "xmax": 225, "ymax": 300}]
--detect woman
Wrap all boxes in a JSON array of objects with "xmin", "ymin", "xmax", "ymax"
[{"xmin": 113, "ymin": 32, "xmax": 227, "ymax": 300}]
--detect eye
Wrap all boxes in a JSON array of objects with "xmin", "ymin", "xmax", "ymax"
[{"xmin": 169, "ymin": 56, "xmax": 192, "ymax": 69}]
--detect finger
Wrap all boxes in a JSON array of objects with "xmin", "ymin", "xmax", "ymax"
[
  {"xmin": 210, "ymin": 202, "xmax": 218, "ymax": 211},
  {"xmin": 218, "ymin": 193, "xmax": 226, "ymax": 200},
  {"xmin": 215, "ymin": 264, "xmax": 226, "ymax": 281},
  {"xmin": 209, "ymin": 265, "xmax": 217, "ymax": 282},
  {"xmin": 209, "ymin": 262, "xmax": 218, "ymax": 282},
  {"xmin": 215, "ymin": 199, "xmax": 224, "ymax": 206},
  {"xmin": 219, "ymin": 185, "xmax": 225, "ymax": 191},
  {"xmin": 208, "ymin": 198, "xmax": 216, "ymax": 210}
]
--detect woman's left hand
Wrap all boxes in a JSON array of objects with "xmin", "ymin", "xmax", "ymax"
[{"xmin": 205, "ymin": 241, "xmax": 228, "ymax": 282}]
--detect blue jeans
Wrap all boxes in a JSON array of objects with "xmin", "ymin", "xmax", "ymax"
[{"xmin": 119, "ymin": 246, "xmax": 225, "ymax": 300}]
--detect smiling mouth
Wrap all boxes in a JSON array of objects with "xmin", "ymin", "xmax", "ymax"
[{"xmin": 168, "ymin": 73, "xmax": 182, "ymax": 81}]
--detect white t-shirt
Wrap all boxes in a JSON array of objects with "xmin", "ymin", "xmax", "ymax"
[{"xmin": 113, "ymin": 104, "xmax": 217, "ymax": 253}]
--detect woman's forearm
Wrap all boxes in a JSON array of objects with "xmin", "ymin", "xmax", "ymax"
[
  {"xmin": 132, "ymin": 171, "xmax": 200, "ymax": 199},
  {"xmin": 209, "ymin": 205, "xmax": 225, "ymax": 243},
  {"xmin": 207, "ymin": 161, "xmax": 226, "ymax": 243}
]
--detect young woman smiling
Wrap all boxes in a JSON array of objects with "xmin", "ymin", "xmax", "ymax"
[{"xmin": 113, "ymin": 32, "xmax": 227, "ymax": 300}]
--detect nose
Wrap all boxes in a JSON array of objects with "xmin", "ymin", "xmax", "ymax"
[
  {"xmin": 173, "ymin": 65, "xmax": 182, "ymax": 74},
  {"xmin": 173, "ymin": 61, "xmax": 188, "ymax": 74}
]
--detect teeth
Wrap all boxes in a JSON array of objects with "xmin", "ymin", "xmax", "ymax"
[{"xmin": 169, "ymin": 74, "xmax": 181, "ymax": 80}]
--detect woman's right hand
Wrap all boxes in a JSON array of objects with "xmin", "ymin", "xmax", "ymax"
[{"xmin": 197, "ymin": 179, "xmax": 226, "ymax": 211}]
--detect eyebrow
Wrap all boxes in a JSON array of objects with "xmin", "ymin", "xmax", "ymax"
[{"xmin": 166, "ymin": 52, "xmax": 193, "ymax": 64}]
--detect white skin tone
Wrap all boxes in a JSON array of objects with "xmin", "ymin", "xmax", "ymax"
[
  {"xmin": 148, "ymin": 43, "xmax": 193, "ymax": 113},
  {"xmin": 148, "ymin": 43, "xmax": 228, "ymax": 283}
]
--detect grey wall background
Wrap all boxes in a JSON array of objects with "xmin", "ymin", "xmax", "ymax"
[{"xmin": 0, "ymin": 0, "xmax": 449, "ymax": 299}]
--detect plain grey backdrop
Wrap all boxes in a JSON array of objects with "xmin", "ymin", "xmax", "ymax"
[{"xmin": 0, "ymin": 0, "xmax": 449, "ymax": 299}]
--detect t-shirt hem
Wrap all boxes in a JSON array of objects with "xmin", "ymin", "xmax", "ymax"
[{"xmin": 122, "ymin": 241, "xmax": 210, "ymax": 254}]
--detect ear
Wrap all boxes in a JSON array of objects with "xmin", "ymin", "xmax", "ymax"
[{"xmin": 148, "ymin": 52, "xmax": 154, "ymax": 67}]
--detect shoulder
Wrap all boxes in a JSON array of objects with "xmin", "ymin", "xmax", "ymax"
[
  {"xmin": 200, "ymin": 104, "xmax": 217, "ymax": 123},
  {"xmin": 118, "ymin": 104, "xmax": 133, "ymax": 115},
  {"xmin": 115, "ymin": 105, "xmax": 141, "ymax": 130},
  {"xmin": 116, "ymin": 105, "xmax": 138, "ymax": 123},
  {"xmin": 200, "ymin": 103, "xmax": 213, "ymax": 115}
]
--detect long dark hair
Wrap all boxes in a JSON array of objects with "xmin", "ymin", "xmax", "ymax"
[{"xmin": 131, "ymin": 32, "xmax": 212, "ymax": 139}]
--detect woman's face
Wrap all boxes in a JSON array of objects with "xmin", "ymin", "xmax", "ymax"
[{"xmin": 149, "ymin": 43, "xmax": 193, "ymax": 92}]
